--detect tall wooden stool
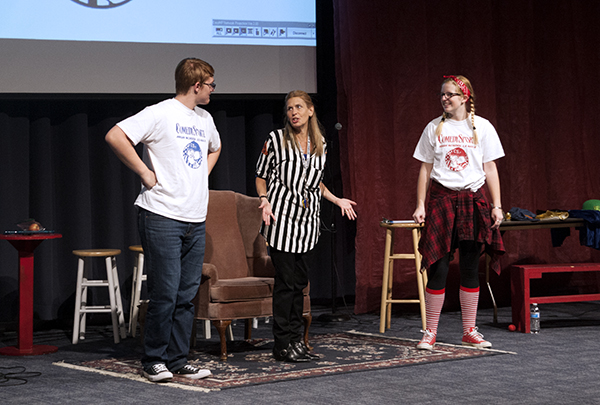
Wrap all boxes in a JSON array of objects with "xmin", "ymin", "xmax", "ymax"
[
  {"xmin": 128, "ymin": 245, "xmax": 147, "ymax": 337},
  {"xmin": 379, "ymin": 221, "xmax": 427, "ymax": 333},
  {"xmin": 72, "ymin": 249, "xmax": 126, "ymax": 344}
]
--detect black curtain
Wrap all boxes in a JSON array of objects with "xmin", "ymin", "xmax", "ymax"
[
  {"xmin": 0, "ymin": 96, "xmax": 271, "ymax": 322},
  {"xmin": 0, "ymin": 1, "xmax": 356, "ymax": 325}
]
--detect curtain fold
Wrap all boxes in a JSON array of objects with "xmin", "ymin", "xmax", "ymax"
[{"xmin": 334, "ymin": 0, "xmax": 600, "ymax": 313}]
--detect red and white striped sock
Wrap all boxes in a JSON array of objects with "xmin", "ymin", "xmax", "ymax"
[
  {"xmin": 460, "ymin": 286, "xmax": 480, "ymax": 334},
  {"xmin": 425, "ymin": 287, "xmax": 445, "ymax": 334}
]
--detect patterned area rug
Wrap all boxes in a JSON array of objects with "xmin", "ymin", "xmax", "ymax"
[{"xmin": 54, "ymin": 330, "xmax": 507, "ymax": 391}]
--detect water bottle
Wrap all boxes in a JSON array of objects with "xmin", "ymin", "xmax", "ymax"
[{"xmin": 530, "ymin": 303, "xmax": 540, "ymax": 334}]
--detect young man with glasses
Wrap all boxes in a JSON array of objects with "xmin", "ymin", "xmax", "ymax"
[{"xmin": 105, "ymin": 58, "xmax": 221, "ymax": 382}]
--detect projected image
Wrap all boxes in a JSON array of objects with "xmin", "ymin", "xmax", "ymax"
[
  {"xmin": 71, "ymin": 0, "xmax": 133, "ymax": 9},
  {"xmin": 0, "ymin": 0, "xmax": 316, "ymax": 46}
]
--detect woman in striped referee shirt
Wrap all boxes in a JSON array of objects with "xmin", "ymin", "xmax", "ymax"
[{"xmin": 255, "ymin": 90, "xmax": 357, "ymax": 363}]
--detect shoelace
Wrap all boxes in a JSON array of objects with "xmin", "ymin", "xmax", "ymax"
[
  {"xmin": 152, "ymin": 364, "xmax": 170, "ymax": 373},
  {"xmin": 466, "ymin": 327, "xmax": 485, "ymax": 340},
  {"xmin": 419, "ymin": 329, "xmax": 435, "ymax": 341}
]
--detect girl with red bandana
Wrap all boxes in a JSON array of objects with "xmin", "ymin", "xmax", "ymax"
[{"xmin": 412, "ymin": 75, "xmax": 505, "ymax": 350}]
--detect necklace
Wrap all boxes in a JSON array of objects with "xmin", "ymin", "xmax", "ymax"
[{"xmin": 299, "ymin": 135, "xmax": 310, "ymax": 208}]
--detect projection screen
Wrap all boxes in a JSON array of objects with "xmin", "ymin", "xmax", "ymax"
[{"xmin": 0, "ymin": 0, "xmax": 317, "ymax": 94}]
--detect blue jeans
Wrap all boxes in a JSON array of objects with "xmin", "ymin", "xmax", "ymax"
[{"xmin": 138, "ymin": 208, "xmax": 205, "ymax": 371}]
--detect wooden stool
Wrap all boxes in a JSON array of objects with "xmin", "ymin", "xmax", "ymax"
[
  {"xmin": 128, "ymin": 245, "xmax": 147, "ymax": 337},
  {"xmin": 72, "ymin": 249, "xmax": 126, "ymax": 344},
  {"xmin": 379, "ymin": 221, "xmax": 427, "ymax": 333}
]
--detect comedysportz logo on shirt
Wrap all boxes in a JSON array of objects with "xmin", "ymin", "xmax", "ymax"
[
  {"xmin": 439, "ymin": 133, "xmax": 475, "ymax": 172},
  {"xmin": 176, "ymin": 123, "xmax": 206, "ymax": 170},
  {"xmin": 440, "ymin": 134, "xmax": 476, "ymax": 172}
]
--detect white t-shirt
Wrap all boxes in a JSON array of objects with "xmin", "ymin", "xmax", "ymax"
[
  {"xmin": 413, "ymin": 115, "xmax": 504, "ymax": 192},
  {"xmin": 117, "ymin": 98, "xmax": 221, "ymax": 222}
]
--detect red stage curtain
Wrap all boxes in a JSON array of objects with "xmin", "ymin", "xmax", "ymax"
[{"xmin": 333, "ymin": 0, "xmax": 600, "ymax": 313}]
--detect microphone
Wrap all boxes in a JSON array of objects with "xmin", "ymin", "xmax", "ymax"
[{"xmin": 334, "ymin": 123, "xmax": 342, "ymax": 131}]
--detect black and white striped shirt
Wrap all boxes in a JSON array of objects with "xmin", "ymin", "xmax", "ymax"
[{"xmin": 256, "ymin": 129, "xmax": 326, "ymax": 253}]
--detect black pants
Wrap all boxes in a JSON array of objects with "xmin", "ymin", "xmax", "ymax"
[
  {"xmin": 269, "ymin": 247, "xmax": 315, "ymax": 352},
  {"xmin": 426, "ymin": 240, "xmax": 482, "ymax": 290},
  {"xmin": 426, "ymin": 206, "xmax": 482, "ymax": 290}
]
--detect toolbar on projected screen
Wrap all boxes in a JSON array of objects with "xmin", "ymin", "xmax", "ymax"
[{"xmin": 213, "ymin": 20, "xmax": 316, "ymax": 42}]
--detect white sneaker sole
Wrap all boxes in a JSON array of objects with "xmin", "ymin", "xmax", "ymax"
[
  {"xmin": 462, "ymin": 341, "xmax": 492, "ymax": 349},
  {"xmin": 143, "ymin": 371, "xmax": 173, "ymax": 382},
  {"xmin": 176, "ymin": 369, "xmax": 212, "ymax": 379},
  {"xmin": 417, "ymin": 343, "xmax": 434, "ymax": 350}
]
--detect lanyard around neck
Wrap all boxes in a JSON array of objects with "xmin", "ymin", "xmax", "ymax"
[{"xmin": 301, "ymin": 136, "xmax": 310, "ymax": 170}]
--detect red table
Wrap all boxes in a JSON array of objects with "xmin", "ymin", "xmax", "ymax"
[{"xmin": 0, "ymin": 233, "xmax": 62, "ymax": 355}]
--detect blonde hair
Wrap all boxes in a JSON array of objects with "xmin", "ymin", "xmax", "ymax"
[
  {"xmin": 282, "ymin": 90, "xmax": 325, "ymax": 156},
  {"xmin": 435, "ymin": 75, "xmax": 478, "ymax": 145}
]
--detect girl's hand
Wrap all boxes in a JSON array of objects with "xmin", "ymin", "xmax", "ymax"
[
  {"xmin": 490, "ymin": 207, "xmax": 503, "ymax": 230},
  {"xmin": 413, "ymin": 206, "xmax": 426, "ymax": 224}
]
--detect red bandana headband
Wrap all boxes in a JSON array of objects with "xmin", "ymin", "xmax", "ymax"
[{"xmin": 444, "ymin": 75, "xmax": 470, "ymax": 98}]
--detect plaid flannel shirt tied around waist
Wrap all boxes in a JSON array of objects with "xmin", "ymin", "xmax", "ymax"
[{"xmin": 419, "ymin": 181, "xmax": 505, "ymax": 274}]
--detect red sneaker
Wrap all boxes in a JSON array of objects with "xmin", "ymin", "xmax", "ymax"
[
  {"xmin": 417, "ymin": 329, "xmax": 436, "ymax": 350},
  {"xmin": 462, "ymin": 327, "xmax": 492, "ymax": 348}
]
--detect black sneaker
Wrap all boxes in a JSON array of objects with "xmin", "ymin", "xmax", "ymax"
[
  {"xmin": 143, "ymin": 363, "xmax": 173, "ymax": 382},
  {"xmin": 173, "ymin": 364, "xmax": 211, "ymax": 379}
]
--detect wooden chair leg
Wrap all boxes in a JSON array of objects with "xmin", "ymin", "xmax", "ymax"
[
  {"xmin": 244, "ymin": 318, "xmax": 253, "ymax": 340},
  {"xmin": 303, "ymin": 313, "xmax": 312, "ymax": 350},
  {"xmin": 212, "ymin": 320, "xmax": 232, "ymax": 361}
]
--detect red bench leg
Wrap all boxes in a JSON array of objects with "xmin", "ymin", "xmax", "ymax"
[{"xmin": 511, "ymin": 267, "xmax": 531, "ymax": 333}]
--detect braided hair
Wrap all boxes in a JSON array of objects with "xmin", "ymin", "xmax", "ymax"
[{"xmin": 435, "ymin": 75, "xmax": 478, "ymax": 145}]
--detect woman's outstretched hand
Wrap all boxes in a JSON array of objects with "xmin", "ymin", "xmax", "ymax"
[{"xmin": 336, "ymin": 198, "xmax": 357, "ymax": 220}]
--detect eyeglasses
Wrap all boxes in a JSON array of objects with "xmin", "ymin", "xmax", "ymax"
[
  {"xmin": 440, "ymin": 92, "xmax": 460, "ymax": 99},
  {"xmin": 203, "ymin": 81, "xmax": 216, "ymax": 89}
]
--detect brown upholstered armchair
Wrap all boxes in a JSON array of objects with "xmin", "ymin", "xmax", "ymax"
[{"xmin": 193, "ymin": 190, "xmax": 311, "ymax": 360}]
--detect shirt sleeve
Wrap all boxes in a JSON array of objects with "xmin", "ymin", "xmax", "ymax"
[
  {"xmin": 413, "ymin": 121, "xmax": 436, "ymax": 163},
  {"xmin": 206, "ymin": 114, "xmax": 221, "ymax": 153},
  {"xmin": 116, "ymin": 106, "xmax": 157, "ymax": 146},
  {"xmin": 255, "ymin": 132, "xmax": 275, "ymax": 179},
  {"xmin": 480, "ymin": 119, "xmax": 505, "ymax": 163}
]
